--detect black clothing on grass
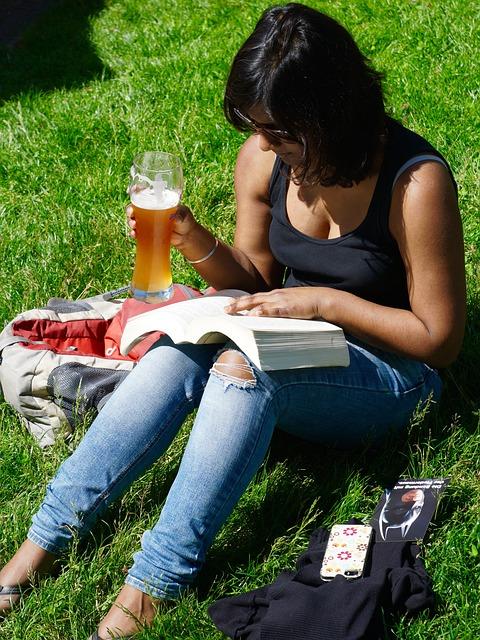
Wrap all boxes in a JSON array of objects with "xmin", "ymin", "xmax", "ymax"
[{"xmin": 209, "ymin": 522, "xmax": 434, "ymax": 639}]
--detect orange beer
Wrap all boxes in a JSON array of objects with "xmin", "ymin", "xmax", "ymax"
[
  {"xmin": 130, "ymin": 187, "xmax": 179, "ymax": 301},
  {"xmin": 129, "ymin": 152, "xmax": 183, "ymax": 302}
]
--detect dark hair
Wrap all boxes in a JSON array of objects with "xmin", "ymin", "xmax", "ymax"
[{"xmin": 224, "ymin": 3, "xmax": 386, "ymax": 186}]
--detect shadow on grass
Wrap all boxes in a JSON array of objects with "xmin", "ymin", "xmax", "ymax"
[
  {"xmin": 74, "ymin": 324, "xmax": 480, "ymax": 601},
  {"xmin": 198, "ymin": 303, "xmax": 480, "ymax": 599},
  {"xmin": 73, "ymin": 422, "xmax": 416, "ymax": 597},
  {"xmin": 440, "ymin": 294, "xmax": 480, "ymax": 416},
  {"xmin": 0, "ymin": 0, "xmax": 109, "ymax": 104},
  {"xmin": 197, "ymin": 430, "xmax": 412, "ymax": 596}
]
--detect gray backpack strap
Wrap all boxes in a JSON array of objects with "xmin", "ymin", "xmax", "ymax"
[
  {"xmin": 46, "ymin": 286, "xmax": 131, "ymax": 320},
  {"xmin": 78, "ymin": 285, "xmax": 131, "ymax": 317},
  {"xmin": 83, "ymin": 285, "xmax": 131, "ymax": 303}
]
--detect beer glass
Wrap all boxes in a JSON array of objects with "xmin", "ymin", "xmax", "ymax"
[{"xmin": 129, "ymin": 152, "xmax": 183, "ymax": 302}]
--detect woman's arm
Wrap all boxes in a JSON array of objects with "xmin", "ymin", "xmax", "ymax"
[
  {"xmin": 227, "ymin": 161, "xmax": 466, "ymax": 368},
  {"xmin": 165, "ymin": 135, "xmax": 281, "ymax": 292}
]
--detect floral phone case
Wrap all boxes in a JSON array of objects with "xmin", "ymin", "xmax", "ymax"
[{"xmin": 320, "ymin": 524, "xmax": 373, "ymax": 581}]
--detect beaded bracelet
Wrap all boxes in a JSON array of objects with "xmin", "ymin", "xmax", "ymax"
[{"xmin": 186, "ymin": 238, "xmax": 219, "ymax": 264}]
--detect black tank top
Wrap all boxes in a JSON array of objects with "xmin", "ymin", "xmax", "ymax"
[{"xmin": 268, "ymin": 118, "xmax": 455, "ymax": 310}]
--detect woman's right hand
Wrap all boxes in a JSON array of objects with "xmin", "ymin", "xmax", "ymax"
[{"xmin": 169, "ymin": 204, "xmax": 202, "ymax": 250}]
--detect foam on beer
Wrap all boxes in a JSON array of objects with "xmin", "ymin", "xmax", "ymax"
[{"xmin": 131, "ymin": 183, "xmax": 180, "ymax": 210}]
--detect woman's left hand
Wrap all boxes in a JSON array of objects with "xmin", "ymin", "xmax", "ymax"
[{"xmin": 224, "ymin": 287, "xmax": 328, "ymax": 320}]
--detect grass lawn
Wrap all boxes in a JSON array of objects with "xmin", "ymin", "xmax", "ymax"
[{"xmin": 0, "ymin": 0, "xmax": 479, "ymax": 638}]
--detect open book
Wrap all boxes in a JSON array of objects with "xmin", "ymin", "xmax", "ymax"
[{"xmin": 120, "ymin": 290, "xmax": 350, "ymax": 371}]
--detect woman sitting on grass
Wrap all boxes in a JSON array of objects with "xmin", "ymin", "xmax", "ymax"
[{"xmin": 0, "ymin": 3, "xmax": 465, "ymax": 638}]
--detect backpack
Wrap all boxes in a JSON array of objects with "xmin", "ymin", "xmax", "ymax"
[{"xmin": 0, "ymin": 284, "xmax": 201, "ymax": 447}]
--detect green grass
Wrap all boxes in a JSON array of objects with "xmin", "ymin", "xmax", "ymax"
[{"xmin": 0, "ymin": 0, "xmax": 479, "ymax": 638}]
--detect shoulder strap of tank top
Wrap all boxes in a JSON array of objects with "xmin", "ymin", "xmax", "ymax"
[
  {"xmin": 392, "ymin": 154, "xmax": 448, "ymax": 191},
  {"xmin": 386, "ymin": 118, "xmax": 457, "ymax": 194}
]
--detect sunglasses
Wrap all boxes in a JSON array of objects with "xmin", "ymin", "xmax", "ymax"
[{"xmin": 232, "ymin": 107, "xmax": 299, "ymax": 143}]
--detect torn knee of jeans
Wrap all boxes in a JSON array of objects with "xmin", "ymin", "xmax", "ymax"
[{"xmin": 210, "ymin": 350, "xmax": 257, "ymax": 388}]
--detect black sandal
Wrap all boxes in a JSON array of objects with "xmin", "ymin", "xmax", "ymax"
[
  {"xmin": 0, "ymin": 584, "xmax": 31, "ymax": 617},
  {"xmin": 0, "ymin": 585, "xmax": 22, "ymax": 597}
]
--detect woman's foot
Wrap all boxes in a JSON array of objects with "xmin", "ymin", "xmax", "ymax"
[
  {"xmin": 0, "ymin": 539, "xmax": 58, "ymax": 616},
  {"xmin": 95, "ymin": 584, "xmax": 166, "ymax": 639}
]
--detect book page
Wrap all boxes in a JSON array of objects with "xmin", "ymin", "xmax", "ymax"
[
  {"xmin": 184, "ymin": 313, "xmax": 347, "ymax": 370},
  {"xmin": 210, "ymin": 315, "xmax": 344, "ymax": 333},
  {"xmin": 120, "ymin": 293, "xmax": 246, "ymax": 354}
]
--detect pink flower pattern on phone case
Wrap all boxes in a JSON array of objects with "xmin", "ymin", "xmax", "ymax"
[{"xmin": 320, "ymin": 524, "xmax": 372, "ymax": 580}]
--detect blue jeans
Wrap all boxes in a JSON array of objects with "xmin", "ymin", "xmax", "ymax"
[{"xmin": 27, "ymin": 336, "xmax": 441, "ymax": 599}]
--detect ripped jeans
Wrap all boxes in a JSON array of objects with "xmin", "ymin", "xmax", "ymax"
[{"xmin": 27, "ymin": 335, "xmax": 441, "ymax": 599}]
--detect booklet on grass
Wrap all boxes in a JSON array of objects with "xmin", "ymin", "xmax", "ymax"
[{"xmin": 371, "ymin": 478, "xmax": 450, "ymax": 542}]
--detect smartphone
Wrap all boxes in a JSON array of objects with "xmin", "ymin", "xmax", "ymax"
[{"xmin": 320, "ymin": 524, "xmax": 373, "ymax": 581}]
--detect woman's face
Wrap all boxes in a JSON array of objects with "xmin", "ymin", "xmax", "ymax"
[{"xmin": 247, "ymin": 105, "xmax": 304, "ymax": 167}]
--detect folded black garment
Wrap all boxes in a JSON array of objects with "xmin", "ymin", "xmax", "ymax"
[{"xmin": 208, "ymin": 520, "xmax": 434, "ymax": 640}]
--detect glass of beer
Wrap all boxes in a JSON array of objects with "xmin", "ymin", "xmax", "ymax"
[{"xmin": 129, "ymin": 151, "xmax": 183, "ymax": 302}]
